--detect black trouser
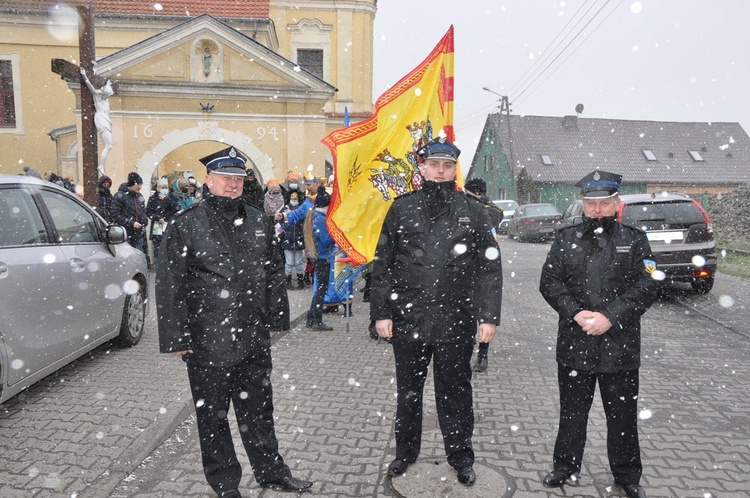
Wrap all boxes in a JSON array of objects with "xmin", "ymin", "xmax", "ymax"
[
  {"xmin": 391, "ymin": 337, "xmax": 475, "ymax": 469},
  {"xmin": 186, "ymin": 353, "xmax": 290, "ymax": 494},
  {"xmin": 308, "ymin": 258, "xmax": 330, "ymax": 324},
  {"xmin": 553, "ymin": 364, "xmax": 642, "ymax": 485},
  {"xmin": 151, "ymin": 234, "xmax": 163, "ymax": 262}
]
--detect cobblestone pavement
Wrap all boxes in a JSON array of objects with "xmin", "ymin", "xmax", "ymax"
[{"xmin": 1, "ymin": 238, "xmax": 749, "ymax": 497}]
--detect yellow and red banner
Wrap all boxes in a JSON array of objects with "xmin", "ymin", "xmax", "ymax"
[{"xmin": 322, "ymin": 26, "xmax": 459, "ymax": 265}]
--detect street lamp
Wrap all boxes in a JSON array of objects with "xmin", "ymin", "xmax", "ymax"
[
  {"xmin": 482, "ymin": 87, "xmax": 516, "ymax": 200},
  {"xmin": 482, "ymin": 86, "xmax": 503, "ymax": 98}
]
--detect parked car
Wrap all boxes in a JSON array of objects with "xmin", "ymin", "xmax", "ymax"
[
  {"xmin": 620, "ymin": 193, "xmax": 717, "ymax": 293},
  {"xmin": 0, "ymin": 174, "xmax": 149, "ymax": 404},
  {"xmin": 507, "ymin": 203, "xmax": 562, "ymax": 242},
  {"xmin": 492, "ymin": 199, "xmax": 518, "ymax": 234},
  {"xmin": 558, "ymin": 193, "xmax": 717, "ymax": 293},
  {"xmin": 558, "ymin": 198, "xmax": 585, "ymax": 229}
]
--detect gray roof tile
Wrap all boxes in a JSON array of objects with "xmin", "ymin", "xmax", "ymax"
[{"xmin": 488, "ymin": 114, "xmax": 750, "ymax": 186}]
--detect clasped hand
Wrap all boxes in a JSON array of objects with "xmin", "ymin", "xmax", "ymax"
[{"xmin": 574, "ymin": 310, "xmax": 612, "ymax": 336}]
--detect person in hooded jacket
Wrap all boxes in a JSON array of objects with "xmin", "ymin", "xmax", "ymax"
[
  {"xmin": 370, "ymin": 137, "xmax": 503, "ymax": 487},
  {"xmin": 146, "ymin": 177, "xmax": 179, "ymax": 262},
  {"xmin": 539, "ymin": 170, "xmax": 658, "ymax": 498},
  {"xmin": 241, "ymin": 169, "xmax": 264, "ymax": 210},
  {"xmin": 263, "ymin": 179, "xmax": 286, "ymax": 217},
  {"xmin": 171, "ymin": 177, "xmax": 195, "ymax": 210},
  {"xmin": 156, "ymin": 146, "xmax": 313, "ymax": 497},
  {"xmin": 97, "ymin": 175, "xmax": 114, "ymax": 223},
  {"xmin": 280, "ymin": 190, "xmax": 306, "ymax": 290},
  {"xmin": 111, "ymin": 172, "xmax": 147, "ymax": 251}
]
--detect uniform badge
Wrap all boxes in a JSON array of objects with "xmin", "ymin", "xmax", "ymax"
[
  {"xmin": 616, "ymin": 245, "xmax": 631, "ymax": 253},
  {"xmin": 643, "ymin": 259, "xmax": 657, "ymax": 274},
  {"xmin": 458, "ymin": 216, "xmax": 472, "ymax": 225},
  {"xmin": 255, "ymin": 229, "xmax": 266, "ymax": 238}
]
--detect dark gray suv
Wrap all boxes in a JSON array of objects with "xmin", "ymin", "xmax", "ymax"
[
  {"xmin": 620, "ymin": 193, "xmax": 716, "ymax": 293},
  {"xmin": 559, "ymin": 192, "xmax": 717, "ymax": 293}
]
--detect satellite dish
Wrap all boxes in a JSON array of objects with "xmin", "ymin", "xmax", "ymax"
[{"xmin": 575, "ymin": 103, "xmax": 584, "ymax": 115}]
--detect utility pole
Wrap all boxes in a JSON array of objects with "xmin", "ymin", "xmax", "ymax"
[{"xmin": 482, "ymin": 87, "xmax": 516, "ymax": 199}]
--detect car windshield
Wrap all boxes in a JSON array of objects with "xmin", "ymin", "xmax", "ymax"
[
  {"xmin": 621, "ymin": 201, "xmax": 704, "ymax": 225},
  {"xmin": 525, "ymin": 205, "xmax": 559, "ymax": 216}
]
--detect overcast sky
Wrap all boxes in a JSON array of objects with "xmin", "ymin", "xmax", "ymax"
[{"xmin": 372, "ymin": 1, "xmax": 749, "ymax": 169}]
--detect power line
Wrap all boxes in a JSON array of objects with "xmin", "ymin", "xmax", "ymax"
[
  {"xmin": 514, "ymin": 0, "xmax": 619, "ymax": 103},
  {"xmin": 513, "ymin": 0, "xmax": 625, "ymax": 108},
  {"xmin": 507, "ymin": 0, "xmax": 599, "ymax": 98}
]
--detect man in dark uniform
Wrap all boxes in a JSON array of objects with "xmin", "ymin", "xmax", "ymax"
[
  {"xmin": 539, "ymin": 170, "xmax": 658, "ymax": 498},
  {"xmin": 156, "ymin": 146, "xmax": 313, "ymax": 497},
  {"xmin": 370, "ymin": 137, "xmax": 504, "ymax": 487},
  {"xmin": 463, "ymin": 178, "xmax": 504, "ymax": 372}
]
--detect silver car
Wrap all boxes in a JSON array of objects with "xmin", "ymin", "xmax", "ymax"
[
  {"xmin": 492, "ymin": 199, "xmax": 518, "ymax": 235},
  {"xmin": 0, "ymin": 175, "xmax": 148, "ymax": 404}
]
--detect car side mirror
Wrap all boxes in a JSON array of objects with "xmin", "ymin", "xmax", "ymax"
[{"xmin": 106, "ymin": 225, "xmax": 127, "ymax": 244}]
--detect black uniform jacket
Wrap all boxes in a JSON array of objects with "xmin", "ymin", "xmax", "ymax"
[
  {"xmin": 540, "ymin": 217, "xmax": 658, "ymax": 372},
  {"xmin": 370, "ymin": 184, "xmax": 503, "ymax": 344},
  {"xmin": 156, "ymin": 194, "xmax": 289, "ymax": 367}
]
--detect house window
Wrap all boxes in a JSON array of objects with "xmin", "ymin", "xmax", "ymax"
[
  {"xmin": 642, "ymin": 149, "xmax": 657, "ymax": 161},
  {"xmin": 688, "ymin": 150, "xmax": 704, "ymax": 162},
  {"xmin": 0, "ymin": 59, "xmax": 16, "ymax": 128},
  {"xmin": 540, "ymin": 154, "xmax": 552, "ymax": 165},
  {"xmin": 297, "ymin": 49, "xmax": 324, "ymax": 79}
]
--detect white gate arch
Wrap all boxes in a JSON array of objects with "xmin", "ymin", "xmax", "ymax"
[{"xmin": 134, "ymin": 125, "xmax": 274, "ymax": 198}]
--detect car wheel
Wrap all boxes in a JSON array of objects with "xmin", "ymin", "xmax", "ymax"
[
  {"xmin": 116, "ymin": 283, "xmax": 146, "ymax": 347},
  {"xmin": 691, "ymin": 276, "xmax": 714, "ymax": 294}
]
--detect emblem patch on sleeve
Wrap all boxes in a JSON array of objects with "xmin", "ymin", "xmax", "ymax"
[{"xmin": 643, "ymin": 259, "xmax": 657, "ymax": 274}]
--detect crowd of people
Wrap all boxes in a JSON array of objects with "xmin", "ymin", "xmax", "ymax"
[{"xmin": 29, "ymin": 139, "xmax": 653, "ymax": 498}]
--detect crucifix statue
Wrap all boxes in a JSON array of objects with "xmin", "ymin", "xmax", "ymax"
[{"xmin": 80, "ymin": 67, "xmax": 114, "ymax": 176}]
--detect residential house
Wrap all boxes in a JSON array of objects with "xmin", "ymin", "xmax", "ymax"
[{"xmin": 469, "ymin": 113, "xmax": 750, "ymax": 212}]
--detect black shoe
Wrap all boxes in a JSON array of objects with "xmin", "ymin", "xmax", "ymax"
[
  {"xmin": 311, "ymin": 322, "xmax": 333, "ymax": 331},
  {"xmin": 297, "ymin": 277, "xmax": 305, "ymax": 290},
  {"xmin": 457, "ymin": 466, "xmax": 476, "ymax": 486},
  {"xmin": 387, "ymin": 459, "xmax": 409, "ymax": 477},
  {"xmin": 260, "ymin": 475, "xmax": 313, "ymax": 493},
  {"xmin": 285, "ymin": 275, "xmax": 293, "ymax": 290},
  {"xmin": 619, "ymin": 483, "xmax": 647, "ymax": 498},
  {"xmin": 218, "ymin": 490, "xmax": 241, "ymax": 498},
  {"xmin": 473, "ymin": 354, "xmax": 488, "ymax": 372},
  {"xmin": 543, "ymin": 469, "xmax": 573, "ymax": 487}
]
